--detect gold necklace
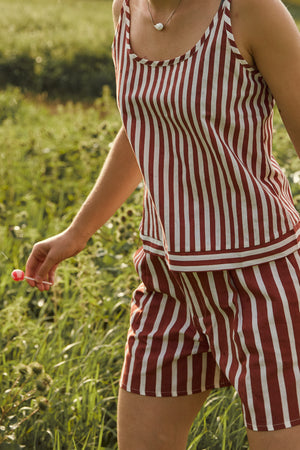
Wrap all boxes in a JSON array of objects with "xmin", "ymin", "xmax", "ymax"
[{"xmin": 147, "ymin": 0, "xmax": 182, "ymax": 31}]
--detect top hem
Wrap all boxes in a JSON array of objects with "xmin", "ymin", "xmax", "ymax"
[{"xmin": 140, "ymin": 223, "xmax": 300, "ymax": 271}]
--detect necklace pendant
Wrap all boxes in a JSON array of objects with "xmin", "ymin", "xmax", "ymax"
[{"xmin": 154, "ymin": 22, "xmax": 164, "ymax": 31}]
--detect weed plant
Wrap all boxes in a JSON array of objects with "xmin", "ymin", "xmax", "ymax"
[{"xmin": 0, "ymin": 363, "xmax": 52, "ymax": 446}]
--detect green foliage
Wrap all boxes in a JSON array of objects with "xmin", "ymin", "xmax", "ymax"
[
  {"xmin": 0, "ymin": 0, "xmax": 115, "ymax": 101},
  {"xmin": 187, "ymin": 388, "xmax": 248, "ymax": 450},
  {"xmin": 286, "ymin": 0, "xmax": 300, "ymax": 6},
  {"xmin": 273, "ymin": 108, "xmax": 300, "ymax": 211},
  {"xmin": 285, "ymin": 2, "xmax": 300, "ymax": 20},
  {"xmin": 0, "ymin": 363, "xmax": 52, "ymax": 446},
  {"xmin": 0, "ymin": 87, "xmax": 140, "ymax": 448}
]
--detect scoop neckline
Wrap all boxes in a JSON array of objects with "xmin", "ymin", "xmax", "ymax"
[{"xmin": 124, "ymin": 0, "xmax": 226, "ymax": 67}]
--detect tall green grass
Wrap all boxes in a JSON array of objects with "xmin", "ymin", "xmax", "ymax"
[
  {"xmin": 0, "ymin": 86, "xmax": 144, "ymax": 448},
  {"xmin": 0, "ymin": 0, "xmax": 115, "ymax": 100}
]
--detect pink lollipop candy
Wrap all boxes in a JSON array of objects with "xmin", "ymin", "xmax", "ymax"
[
  {"xmin": 11, "ymin": 269, "xmax": 25, "ymax": 281},
  {"xmin": 11, "ymin": 269, "xmax": 52, "ymax": 286}
]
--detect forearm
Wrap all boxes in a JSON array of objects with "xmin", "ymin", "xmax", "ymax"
[{"xmin": 68, "ymin": 126, "xmax": 142, "ymax": 244}]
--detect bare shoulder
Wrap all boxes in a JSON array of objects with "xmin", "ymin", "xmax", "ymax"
[
  {"xmin": 232, "ymin": 0, "xmax": 299, "ymax": 54},
  {"xmin": 232, "ymin": 0, "xmax": 294, "ymax": 19},
  {"xmin": 231, "ymin": 0, "xmax": 300, "ymax": 68},
  {"xmin": 112, "ymin": 0, "xmax": 124, "ymax": 29},
  {"xmin": 236, "ymin": 0, "xmax": 286, "ymax": 10}
]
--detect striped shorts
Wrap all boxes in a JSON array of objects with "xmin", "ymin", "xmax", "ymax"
[{"xmin": 120, "ymin": 247, "xmax": 300, "ymax": 431}]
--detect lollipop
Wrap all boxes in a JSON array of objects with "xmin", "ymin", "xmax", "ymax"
[{"xmin": 11, "ymin": 269, "xmax": 52, "ymax": 286}]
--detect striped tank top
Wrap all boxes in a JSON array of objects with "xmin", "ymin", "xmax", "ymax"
[{"xmin": 112, "ymin": 0, "xmax": 300, "ymax": 271}]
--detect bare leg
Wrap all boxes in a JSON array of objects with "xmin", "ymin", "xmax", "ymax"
[
  {"xmin": 247, "ymin": 425, "xmax": 300, "ymax": 450},
  {"xmin": 117, "ymin": 388, "xmax": 211, "ymax": 450}
]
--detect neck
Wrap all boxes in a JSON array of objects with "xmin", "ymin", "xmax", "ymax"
[{"xmin": 148, "ymin": 0, "xmax": 181, "ymax": 11}]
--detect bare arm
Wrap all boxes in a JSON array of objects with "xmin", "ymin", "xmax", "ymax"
[
  {"xmin": 26, "ymin": 127, "xmax": 142, "ymax": 290},
  {"xmin": 235, "ymin": 0, "xmax": 300, "ymax": 155},
  {"xmin": 112, "ymin": 0, "xmax": 123, "ymax": 29}
]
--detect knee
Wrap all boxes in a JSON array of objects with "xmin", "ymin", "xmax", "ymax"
[
  {"xmin": 118, "ymin": 426, "xmax": 173, "ymax": 450},
  {"xmin": 117, "ymin": 389, "xmax": 197, "ymax": 450},
  {"xmin": 118, "ymin": 400, "xmax": 180, "ymax": 450}
]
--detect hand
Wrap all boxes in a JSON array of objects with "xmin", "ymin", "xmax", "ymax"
[{"xmin": 25, "ymin": 228, "xmax": 87, "ymax": 291}]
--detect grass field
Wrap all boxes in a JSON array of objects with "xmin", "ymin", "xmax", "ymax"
[
  {"xmin": 0, "ymin": 0, "xmax": 115, "ymax": 101},
  {"xmin": 0, "ymin": 1, "xmax": 300, "ymax": 449}
]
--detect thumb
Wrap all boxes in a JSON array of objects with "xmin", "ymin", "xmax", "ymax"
[{"xmin": 26, "ymin": 243, "xmax": 58, "ymax": 289}]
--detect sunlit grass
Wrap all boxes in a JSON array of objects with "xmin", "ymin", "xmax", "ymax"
[{"xmin": 0, "ymin": 0, "xmax": 115, "ymax": 100}]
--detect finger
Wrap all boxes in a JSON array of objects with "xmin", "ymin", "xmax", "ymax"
[
  {"xmin": 26, "ymin": 243, "xmax": 47, "ymax": 278},
  {"xmin": 25, "ymin": 258, "xmax": 42, "ymax": 288},
  {"xmin": 27, "ymin": 279, "xmax": 37, "ymax": 288},
  {"xmin": 34, "ymin": 253, "xmax": 59, "ymax": 289},
  {"xmin": 26, "ymin": 242, "xmax": 53, "ymax": 286}
]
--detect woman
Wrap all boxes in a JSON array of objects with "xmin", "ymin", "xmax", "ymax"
[{"xmin": 26, "ymin": 0, "xmax": 300, "ymax": 448}]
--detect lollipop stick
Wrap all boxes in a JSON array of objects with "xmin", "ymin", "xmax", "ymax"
[
  {"xmin": 25, "ymin": 276, "xmax": 53, "ymax": 286},
  {"xmin": 11, "ymin": 269, "xmax": 53, "ymax": 286}
]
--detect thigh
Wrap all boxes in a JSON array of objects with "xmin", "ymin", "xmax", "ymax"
[
  {"xmin": 117, "ymin": 387, "xmax": 211, "ymax": 450},
  {"xmin": 247, "ymin": 424, "xmax": 300, "ymax": 450}
]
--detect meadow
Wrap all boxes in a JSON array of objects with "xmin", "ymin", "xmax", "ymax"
[{"xmin": 0, "ymin": 1, "xmax": 300, "ymax": 449}]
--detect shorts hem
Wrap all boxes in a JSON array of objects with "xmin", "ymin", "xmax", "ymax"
[
  {"xmin": 119, "ymin": 381, "xmax": 231, "ymax": 397},
  {"xmin": 246, "ymin": 417, "xmax": 300, "ymax": 432}
]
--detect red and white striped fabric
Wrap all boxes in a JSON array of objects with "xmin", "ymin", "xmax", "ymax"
[
  {"xmin": 120, "ymin": 247, "xmax": 300, "ymax": 431},
  {"xmin": 112, "ymin": 0, "xmax": 300, "ymax": 271}
]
